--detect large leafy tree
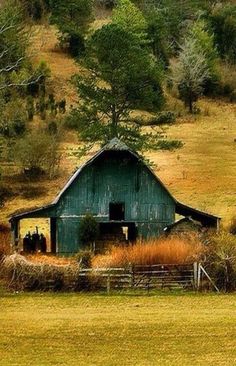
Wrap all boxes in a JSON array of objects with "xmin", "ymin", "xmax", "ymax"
[{"xmin": 68, "ymin": 23, "xmax": 165, "ymax": 151}]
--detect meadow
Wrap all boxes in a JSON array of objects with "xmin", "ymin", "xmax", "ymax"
[{"xmin": 0, "ymin": 291, "xmax": 236, "ymax": 366}]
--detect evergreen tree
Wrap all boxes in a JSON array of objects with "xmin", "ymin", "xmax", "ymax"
[
  {"xmin": 68, "ymin": 23, "xmax": 165, "ymax": 151},
  {"xmin": 112, "ymin": 0, "xmax": 148, "ymax": 44},
  {"xmin": 49, "ymin": 0, "xmax": 94, "ymax": 57}
]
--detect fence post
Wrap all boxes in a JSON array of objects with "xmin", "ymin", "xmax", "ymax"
[
  {"xmin": 129, "ymin": 263, "xmax": 134, "ymax": 289},
  {"xmin": 197, "ymin": 262, "xmax": 201, "ymax": 291},
  {"xmin": 107, "ymin": 269, "xmax": 111, "ymax": 295},
  {"xmin": 193, "ymin": 262, "xmax": 198, "ymax": 291}
]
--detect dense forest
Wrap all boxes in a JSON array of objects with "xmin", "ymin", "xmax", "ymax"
[{"xmin": 0, "ymin": 0, "xmax": 236, "ymax": 225}]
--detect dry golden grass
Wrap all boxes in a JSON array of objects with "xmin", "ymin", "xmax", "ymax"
[
  {"xmin": 92, "ymin": 237, "xmax": 203, "ymax": 268},
  {"xmin": 25, "ymin": 253, "xmax": 74, "ymax": 266},
  {"xmin": 147, "ymin": 97, "xmax": 236, "ymax": 225},
  {"xmin": 0, "ymin": 292, "xmax": 236, "ymax": 366},
  {"xmin": 0, "ymin": 229, "xmax": 11, "ymax": 256}
]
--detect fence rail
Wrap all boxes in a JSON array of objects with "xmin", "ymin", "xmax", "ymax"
[
  {"xmin": 77, "ymin": 263, "xmax": 219, "ymax": 293},
  {"xmin": 32, "ymin": 263, "xmax": 218, "ymax": 292}
]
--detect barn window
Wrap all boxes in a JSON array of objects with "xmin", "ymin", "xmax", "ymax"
[{"xmin": 109, "ymin": 202, "xmax": 125, "ymax": 221}]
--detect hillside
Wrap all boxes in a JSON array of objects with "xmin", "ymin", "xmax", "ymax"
[{"xmin": 1, "ymin": 24, "xmax": 236, "ymax": 229}]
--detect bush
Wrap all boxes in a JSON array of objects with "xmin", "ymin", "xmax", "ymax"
[
  {"xmin": 152, "ymin": 139, "xmax": 183, "ymax": 151},
  {"xmin": 79, "ymin": 214, "xmax": 99, "ymax": 247},
  {"xmin": 205, "ymin": 231, "xmax": 236, "ymax": 292},
  {"xmin": 75, "ymin": 250, "xmax": 94, "ymax": 268},
  {"xmin": 14, "ymin": 130, "xmax": 61, "ymax": 179},
  {"xmin": 0, "ymin": 100, "xmax": 27, "ymax": 138},
  {"xmin": 147, "ymin": 111, "xmax": 176, "ymax": 125}
]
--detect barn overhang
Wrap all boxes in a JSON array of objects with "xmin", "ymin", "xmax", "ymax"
[
  {"xmin": 9, "ymin": 204, "xmax": 56, "ymax": 224},
  {"xmin": 175, "ymin": 201, "xmax": 221, "ymax": 229}
]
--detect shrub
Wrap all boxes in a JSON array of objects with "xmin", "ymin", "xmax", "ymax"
[
  {"xmin": 75, "ymin": 250, "xmax": 94, "ymax": 268},
  {"xmin": 0, "ymin": 100, "xmax": 27, "ymax": 138},
  {"xmin": 205, "ymin": 231, "xmax": 236, "ymax": 292},
  {"xmin": 79, "ymin": 214, "xmax": 99, "ymax": 247},
  {"xmin": 147, "ymin": 111, "xmax": 176, "ymax": 125},
  {"xmin": 14, "ymin": 130, "xmax": 61, "ymax": 179},
  {"xmin": 92, "ymin": 237, "xmax": 204, "ymax": 268},
  {"xmin": 152, "ymin": 139, "xmax": 183, "ymax": 151}
]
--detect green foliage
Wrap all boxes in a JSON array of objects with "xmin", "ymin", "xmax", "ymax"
[
  {"xmin": 70, "ymin": 23, "xmax": 165, "ymax": 151},
  {"xmin": 148, "ymin": 111, "xmax": 176, "ymax": 125},
  {"xmin": 209, "ymin": 4, "xmax": 236, "ymax": 63},
  {"xmin": 144, "ymin": 7, "xmax": 170, "ymax": 67},
  {"xmin": 112, "ymin": 0, "xmax": 148, "ymax": 43},
  {"xmin": 142, "ymin": 0, "xmax": 210, "ymax": 52},
  {"xmin": 189, "ymin": 19, "xmax": 219, "ymax": 93},
  {"xmin": 79, "ymin": 214, "xmax": 99, "ymax": 246},
  {"xmin": 49, "ymin": 0, "xmax": 93, "ymax": 57}
]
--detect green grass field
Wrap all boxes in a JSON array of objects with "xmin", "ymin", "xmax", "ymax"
[{"xmin": 0, "ymin": 291, "xmax": 236, "ymax": 366}]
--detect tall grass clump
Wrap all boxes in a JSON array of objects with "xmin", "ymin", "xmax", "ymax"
[
  {"xmin": 92, "ymin": 237, "xmax": 204, "ymax": 268},
  {"xmin": 205, "ymin": 231, "xmax": 236, "ymax": 292}
]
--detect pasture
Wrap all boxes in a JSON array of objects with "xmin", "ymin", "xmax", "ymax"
[{"xmin": 0, "ymin": 291, "xmax": 236, "ymax": 366}]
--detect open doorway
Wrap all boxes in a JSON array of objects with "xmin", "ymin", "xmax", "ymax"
[
  {"xmin": 109, "ymin": 202, "xmax": 125, "ymax": 221},
  {"xmin": 19, "ymin": 218, "xmax": 57, "ymax": 253}
]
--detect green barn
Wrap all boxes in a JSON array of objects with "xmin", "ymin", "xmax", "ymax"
[{"xmin": 10, "ymin": 138, "xmax": 220, "ymax": 254}]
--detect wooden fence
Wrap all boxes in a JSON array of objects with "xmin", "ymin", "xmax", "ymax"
[{"xmin": 79, "ymin": 262, "xmax": 219, "ymax": 293}]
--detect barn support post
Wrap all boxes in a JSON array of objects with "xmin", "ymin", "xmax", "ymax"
[
  {"xmin": 50, "ymin": 218, "xmax": 57, "ymax": 253},
  {"xmin": 10, "ymin": 219, "xmax": 20, "ymax": 253}
]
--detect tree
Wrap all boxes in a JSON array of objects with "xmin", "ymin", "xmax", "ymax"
[
  {"xmin": 112, "ymin": 0, "xmax": 148, "ymax": 44},
  {"xmin": 144, "ymin": 7, "xmax": 170, "ymax": 67},
  {"xmin": 170, "ymin": 37, "xmax": 209, "ymax": 113},
  {"xmin": 69, "ymin": 23, "xmax": 165, "ymax": 151},
  {"xmin": 189, "ymin": 19, "xmax": 219, "ymax": 93},
  {"xmin": 49, "ymin": 0, "xmax": 94, "ymax": 57},
  {"xmin": 208, "ymin": 4, "xmax": 236, "ymax": 64},
  {"xmin": 0, "ymin": 0, "xmax": 42, "ymax": 91},
  {"xmin": 14, "ymin": 129, "xmax": 61, "ymax": 178}
]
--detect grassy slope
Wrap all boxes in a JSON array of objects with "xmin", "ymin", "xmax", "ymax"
[
  {"xmin": 1, "ymin": 25, "xmax": 236, "ymax": 228},
  {"xmin": 0, "ymin": 292, "xmax": 236, "ymax": 366}
]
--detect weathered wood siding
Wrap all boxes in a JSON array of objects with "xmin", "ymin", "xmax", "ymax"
[{"xmin": 55, "ymin": 152, "xmax": 175, "ymax": 253}]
